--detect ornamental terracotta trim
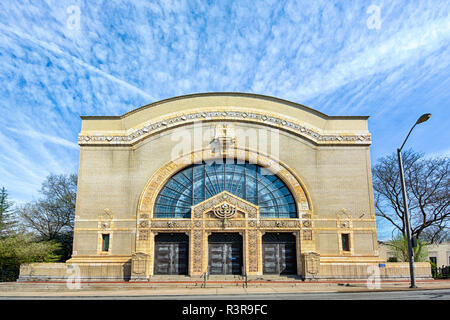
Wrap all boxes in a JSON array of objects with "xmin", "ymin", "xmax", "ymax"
[{"xmin": 78, "ymin": 109, "xmax": 371, "ymax": 146}]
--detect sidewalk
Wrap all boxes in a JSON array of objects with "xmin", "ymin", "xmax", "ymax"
[{"xmin": 0, "ymin": 279, "xmax": 449, "ymax": 297}]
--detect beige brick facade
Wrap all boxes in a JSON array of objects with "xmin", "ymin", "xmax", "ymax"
[{"xmin": 19, "ymin": 93, "xmax": 432, "ymax": 281}]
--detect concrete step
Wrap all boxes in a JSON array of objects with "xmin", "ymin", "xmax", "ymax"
[{"xmin": 0, "ymin": 275, "xmax": 310, "ymax": 291}]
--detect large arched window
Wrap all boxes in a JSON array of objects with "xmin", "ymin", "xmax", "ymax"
[{"xmin": 154, "ymin": 160, "xmax": 297, "ymax": 218}]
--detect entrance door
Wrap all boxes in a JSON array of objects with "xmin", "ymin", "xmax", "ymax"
[
  {"xmin": 262, "ymin": 233, "xmax": 297, "ymax": 275},
  {"xmin": 154, "ymin": 233, "xmax": 188, "ymax": 275},
  {"xmin": 208, "ymin": 233, "xmax": 242, "ymax": 275}
]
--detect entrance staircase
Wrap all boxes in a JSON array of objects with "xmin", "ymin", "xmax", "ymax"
[{"xmin": 1, "ymin": 275, "xmax": 307, "ymax": 292}]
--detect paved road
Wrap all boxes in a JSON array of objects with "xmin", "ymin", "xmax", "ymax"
[{"xmin": 1, "ymin": 289, "xmax": 449, "ymax": 300}]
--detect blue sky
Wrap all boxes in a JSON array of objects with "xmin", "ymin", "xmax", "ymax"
[{"xmin": 0, "ymin": 1, "xmax": 449, "ymax": 240}]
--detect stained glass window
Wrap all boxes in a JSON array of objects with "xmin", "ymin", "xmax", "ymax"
[{"xmin": 154, "ymin": 159, "xmax": 297, "ymax": 218}]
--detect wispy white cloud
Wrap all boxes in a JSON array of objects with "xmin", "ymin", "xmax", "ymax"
[
  {"xmin": 0, "ymin": 22, "xmax": 155, "ymax": 102},
  {"xmin": 292, "ymin": 17, "xmax": 449, "ymax": 103},
  {"xmin": 0, "ymin": 0, "xmax": 448, "ymax": 217},
  {"xmin": 5, "ymin": 126, "xmax": 78, "ymax": 150}
]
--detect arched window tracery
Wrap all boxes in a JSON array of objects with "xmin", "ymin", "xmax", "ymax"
[{"xmin": 154, "ymin": 160, "xmax": 297, "ymax": 218}]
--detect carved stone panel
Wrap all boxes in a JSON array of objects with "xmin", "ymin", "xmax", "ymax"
[
  {"xmin": 100, "ymin": 221, "xmax": 111, "ymax": 229},
  {"xmin": 131, "ymin": 252, "xmax": 149, "ymax": 276},
  {"xmin": 302, "ymin": 220, "xmax": 311, "ymax": 228},
  {"xmin": 98, "ymin": 208, "xmax": 113, "ymax": 230},
  {"xmin": 303, "ymin": 252, "xmax": 320, "ymax": 278},
  {"xmin": 337, "ymin": 208, "xmax": 352, "ymax": 228},
  {"xmin": 102, "ymin": 208, "xmax": 113, "ymax": 220},
  {"xmin": 211, "ymin": 123, "xmax": 236, "ymax": 154},
  {"xmin": 139, "ymin": 220, "xmax": 149, "ymax": 228},
  {"xmin": 302, "ymin": 229, "xmax": 312, "ymax": 241},
  {"xmin": 138, "ymin": 229, "xmax": 149, "ymax": 241},
  {"xmin": 192, "ymin": 229, "xmax": 203, "ymax": 273},
  {"xmin": 247, "ymin": 230, "xmax": 258, "ymax": 273}
]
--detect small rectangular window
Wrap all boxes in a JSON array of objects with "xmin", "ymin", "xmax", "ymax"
[
  {"xmin": 341, "ymin": 234, "xmax": 350, "ymax": 251},
  {"xmin": 102, "ymin": 234, "xmax": 110, "ymax": 252}
]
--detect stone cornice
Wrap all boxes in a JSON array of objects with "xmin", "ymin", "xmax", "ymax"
[
  {"xmin": 78, "ymin": 109, "xmax": 371, "ymax": 146},
  {"xmin": 80, "ymin": 92, "xmax": 370, "ymax": 121}
]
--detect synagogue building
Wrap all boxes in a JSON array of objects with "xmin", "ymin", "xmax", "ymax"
[{"xmin": 19, "ymin": 93, "xmax": 432, "ymax": 281}]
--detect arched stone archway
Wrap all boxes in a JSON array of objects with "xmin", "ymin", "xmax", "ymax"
[
  {"xmin": 137, "ymin": 148, "xmax": 312, "ymax": 217},
  {"xmin": 132, "ymin": 148, "xmax": 315, "ymax": 279}
]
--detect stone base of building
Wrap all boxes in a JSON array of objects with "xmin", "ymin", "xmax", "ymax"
[
  {"xmin": 18, "ymin": 261, "xmax": 432, "ymax": 282},
  {"xmin": 18, "ymin": 262, "xmax": 131, "ymax": 282},
  {"xmin": 313, "ymin": 262, "xmax": 433, "ymax": 281}
]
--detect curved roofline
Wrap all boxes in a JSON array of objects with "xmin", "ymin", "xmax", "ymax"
[{"xmin": 80, "ymin": 92, "xmax": 369, "ymax": 120}]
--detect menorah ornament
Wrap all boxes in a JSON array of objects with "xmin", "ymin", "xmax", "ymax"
[{"xmin": 213, "ymin": 202, "xmax": 237, "ymax": 219}]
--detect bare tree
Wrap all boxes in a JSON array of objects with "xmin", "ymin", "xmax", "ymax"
[
  {"xmin": 16, "ymin": 174, "xmax": 77, "ymax": 262},
  {"xmin": 17, "ymin": 174, "xmax": 77, "ymax": 240},
  {"xmin": 39, "ymin": 174, "xmax": 77, "ymax": 232},
  {"xmin": 372, "ymin": 149, "xmax": 449, "ymax": 243},
  {"xmin": 419, "ymin": 225, "xmax": 450, "ymax": 244}
]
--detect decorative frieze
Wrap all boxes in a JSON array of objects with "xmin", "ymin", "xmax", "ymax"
[
  {"xmin": 194, "ymin": 221, "xmax": 202, "ymax": 228},
  {"xmin": 79, "ymin": 109, "xmax": 371, "ymax": 146},
  {"xmin": 204, "ymin": 219, "xmax": 246, "ymax": 228},
  {"xmin": 151, "ymin": 220, "xmax": 191, "ymax": 228},
  {"xmin": 259, "ymin": 220, "xmax": 299, "ymax": 228}
]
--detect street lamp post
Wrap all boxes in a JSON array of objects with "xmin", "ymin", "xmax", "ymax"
[{"xmin": 397, "ymin": 113, "xmax": 431, "ymax": 289}]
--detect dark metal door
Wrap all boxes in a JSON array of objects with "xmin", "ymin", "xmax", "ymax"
[
  {"xmin": 154, "ymin": 233, "xmax": 188, "ymax": 275},
  {"xmin": 262, "ymin": 233, "xmax": 297, "ymax": 275},
  {"xmin": 208, "ymin": 233, "xmax": 242, "ymax": 275}
]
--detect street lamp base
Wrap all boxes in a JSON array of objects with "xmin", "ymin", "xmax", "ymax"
[{"xmin": 409, "ymin": 285, "xmax": 418, "ymax": 289}]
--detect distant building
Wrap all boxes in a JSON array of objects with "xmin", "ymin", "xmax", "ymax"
[{"xmin": 378, "ymin": 241, "xmax": 450, "ymax": 266}]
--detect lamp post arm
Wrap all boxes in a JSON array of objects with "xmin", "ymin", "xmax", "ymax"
[{"xmin": 399, "ymin": 123, "xmax": 417, "ymax": 152}]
